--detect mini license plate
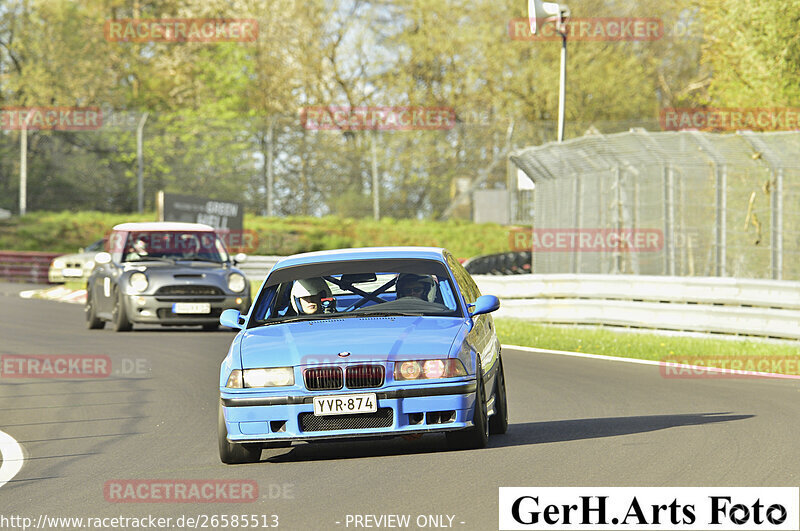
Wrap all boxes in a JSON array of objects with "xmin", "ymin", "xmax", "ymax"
[
  {"xmin": 172, "ymin": 302, "xmax": 211, "ymax": 314},
  {"xmin": 62, "ymin": 268, "xmax": 83, "ymax": 277},
  {"xmin": 313, "ymin": 393, "xmax": 378, "ymax": 416}
]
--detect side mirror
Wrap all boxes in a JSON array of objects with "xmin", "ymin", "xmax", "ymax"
[
  {"xmin": 94, "ymin": 252, "xmax": 112, "ymax": 265},
  {"xmin": 233, "ymin": 252, "xmax": 247, "ymax": 264},
  {"xmin": 468, "ymin": 295, "xmax": 500, "ymax": 317},
  {"xmin": 220, "ymin": 308, "xmax": 244, "ymax": 329}
]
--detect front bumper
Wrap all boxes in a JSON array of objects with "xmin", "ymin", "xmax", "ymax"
[
  {"xmin": 48, "ymin": 268, "xmax": 89, "ymax": 284},
  {"xmin": 124, "ymin": 294, "xmax": 250, "ymax": 325},
  {"xmin": 221, "ymin": 381, "xmax": 477, "ymax": 443}
]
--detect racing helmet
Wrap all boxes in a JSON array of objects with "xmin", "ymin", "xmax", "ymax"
[
  {"xmin": 290, "ymin": 278, "xmax": 332, "ymax": 314},
  {"xmin": 396, "ymin": 273, "xmax": 436, "ymax": 302}
]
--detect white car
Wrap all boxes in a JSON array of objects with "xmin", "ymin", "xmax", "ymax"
[{"xmin": 48, "ymin": 239, "xmax": 106, "ymax": 283}]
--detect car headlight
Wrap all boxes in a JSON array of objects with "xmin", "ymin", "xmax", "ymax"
[
  {"xmin": 226, "ymin": 369, "xmax": 243, "ymax": 388},
  {"xmin": 83, "ymin": 260, "xmax": 95, "ymax": 271},
  {"xmin": 129, "ymin": 272, "xmax": 148, "ymax": 292},
  {"xmin": 394, "ymin": 359, "xmax": 467, "ymax": 380},
  {"xmin": 52, "ymin": 258, "xmax": 66, "ymax": 269},
  {"xmin": 243, "ymin": 367, "xmax": 294, "ymax": 388},
  {"xmin": 228, "ymin": 273, "xmax": 246, "ymax": 293}
]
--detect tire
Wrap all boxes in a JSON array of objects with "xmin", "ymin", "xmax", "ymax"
[
  {"xmin": 202, "ymin": 324, "xmax": 219, "ymax": 331},
  {"xmin": 85, "ymin": 290, "xmax": 105, "ymax": 330},
  {"xmin": 111, "ymin": 287, "xmax": 133, "ymax": 332},
  {"xmin": 218, "ymin": 403, "xmax": 262, "ymax": 464},
  {"xmin": 446, "ymin": 363, "xmax": 489, "ymax": 450},
  {"xmin": 489, "ymin": 357, "xmax": 509, "ymax": 435}
]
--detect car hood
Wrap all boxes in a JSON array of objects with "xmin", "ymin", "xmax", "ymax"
[
  {"xmin": 53, "ymin": 251, "xmax": 97, "ymax": 264},
  {"xmin": 122, "ymin": 261, "xmax": 236, "ymax": 277},
  {"xmin": 238, "ymin": 316, "xmax": 467, "ymax": 368}
]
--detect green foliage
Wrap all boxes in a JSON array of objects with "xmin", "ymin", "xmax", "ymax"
[
  {"xmin": 0, "ymin": 211, "xmax": 515, "ymax": 258},
  {"xmin": 0, "ymin": 0, "xmax": 713, "ymax": 218},
  {"xmin": 702, "ymin": 0, "xmax": 800, "ymax": 106}
]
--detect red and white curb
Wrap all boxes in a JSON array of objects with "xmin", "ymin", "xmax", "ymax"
[{"xmin": 20, "ymin": 286, "xmax": 87, "ymax": 305}]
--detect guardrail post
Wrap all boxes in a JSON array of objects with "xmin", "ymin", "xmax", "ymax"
[
  {"xmin": 715, "ymin": 164, "xmax": 727, "ymax": 277},
  {"xmin": 772, "ymin": 167, "xmax": 783, "ymax": 280}
]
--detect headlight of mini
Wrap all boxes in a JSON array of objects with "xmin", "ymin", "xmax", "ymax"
[
  {"xmin": 394, "ymin": 359, "xmax": 467, "ymax": 380},
  {"xmin": 228, "ymin": 273, "xmax": 246, "ymax": 293},
  {"xmin": 243, "ymin": 367, "xmax": 294, "ymax": 387},
  {"xmin": 52, "ymin": 258, "xmax": 66, "ymax": 269},
  {"xmin": 129, "ymin": 272, "xmax": 148, "ymax": 292}
]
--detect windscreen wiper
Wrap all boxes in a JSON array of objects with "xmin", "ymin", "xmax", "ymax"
[
  {"xmin": 256, "ymin": 315, "xmax": 326, "ymax": 326},
  {"xmin": 125, "ymin": 257, "xmax": 175, "ymax": 264},
  {"xmin": 346, "ymin": 311, "xmax": 423, "ymax": 317},
  {"xmin": 178, "ymin": 256, "xmax": 223, "ymax": 263}
]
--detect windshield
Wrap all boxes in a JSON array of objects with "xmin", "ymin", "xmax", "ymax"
[
  {"xmin": 249, "ymin": 259, "xmax": 462, "ymax": 326},
  {"xmin": 119, "ymin": 231, "xmax": 229, "ymax": 263}
]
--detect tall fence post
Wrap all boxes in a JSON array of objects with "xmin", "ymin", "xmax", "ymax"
[
  {"xmin": 772, "ymin": 167, "xmax": 784, "ymax": 280},
  {"xmin": 573, "ymin": 175, "xmax": 581, "ymax": 273},
  {"xmin": 715, "ymin": 164, "xmax": 727, "ymax": 277},
  {"xmin": 612, "ymin": 166, "xmax": 622, "ymax": 273},
  {"xmin": 662, "ymin": 164, "xmax": 675, "ymax": 276}
]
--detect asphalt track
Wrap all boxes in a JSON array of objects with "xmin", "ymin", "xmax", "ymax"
[{"xmin": 1, "ymin": 282, "xmax": 799, "ymax": 530}]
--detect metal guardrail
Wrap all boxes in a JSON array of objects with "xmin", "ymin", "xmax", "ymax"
[
  {"xmin": 0, "ymin": 251, "xmax": 61, "ymax": 283},
  {"xmin": 204, "ymin": 256, "xmax": 800, "ymax": 340},
  {"xmin": 474, "ymin": 274, "xmax": 800, "ymax": 340},
  {"xmin": 238, "ymin": 255, "xmax": 283, "ymax": 282}
]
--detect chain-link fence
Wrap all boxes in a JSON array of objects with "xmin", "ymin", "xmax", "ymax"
[{"xmin": 509, "ymin": 130, "xmax": 800, "ymax": 280}]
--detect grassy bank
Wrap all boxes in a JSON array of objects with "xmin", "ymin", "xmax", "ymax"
[
  {"xmin": 495, "ymin": 319, "xmax": 800, "ymax": 368},
  {"xmin": 0, "ymin": 211, "xmax": 517, "ymax": 258}
]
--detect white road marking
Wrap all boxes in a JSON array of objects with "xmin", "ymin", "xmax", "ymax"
[
  {"xmin": 505, "ymin": 344, "xmax": 800, "ymax": 380},
  {"xmin": 0, "ymin": 430, "xmax": 24, "ymax": 489}
]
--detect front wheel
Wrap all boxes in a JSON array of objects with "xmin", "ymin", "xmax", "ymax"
[
  {"xmin": 111, "ymin": 287, "xmax": 132, "ymax": 332},
  {"xmin": 446, "ymin": 367, "xmax": 489, "ymax": 450},
  {"xmin": 489, "ymin": 357, "xmax": 508, "ymax": 435},
  {"xmin": 85, "ymin": 290, "xmax": 105, "ymax": 330},
  {"xmin": 218, "ymin": 403, "xmax": 262, "ymax": 464}
]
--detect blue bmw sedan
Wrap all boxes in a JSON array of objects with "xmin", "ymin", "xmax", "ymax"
[{"xmin": 217, "ymin": 247, "xmax": 508, "ymax": 463}]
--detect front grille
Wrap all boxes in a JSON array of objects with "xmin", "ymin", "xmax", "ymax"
[
  {"xmin": 299, "ymin": 408, "xmax": 393, "ymax": 432},
  {"xmin": 155, "ymin": 285, "xmax": 223, "ymax": 296},
  {"xmin": 304, "ymin": 367, "xmax": 343, "ymax": 390},
  {"xmin": 345, "ymin": 365, "xmax": 384, "ymax": 389}
]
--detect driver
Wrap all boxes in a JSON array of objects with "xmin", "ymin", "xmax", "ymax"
[
  {"xmin": 396, "ymin": 273, "xmax": 436, "ymax": 302},
  {"xmin": 290, "ymin": 278, "xmax": 332, "ymax": 315}
]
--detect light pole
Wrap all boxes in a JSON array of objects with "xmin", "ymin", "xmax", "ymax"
[
  {"xmin": 136, "ymin": 112, "xmax": 148, "ymax": 213},
  {"xmin": 528, "ymin": 0, "xmax": 570, "ymax": 142},
  {"xmin": 19, "ymin": 123, "xmax": 27, "ymax": 216}
]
